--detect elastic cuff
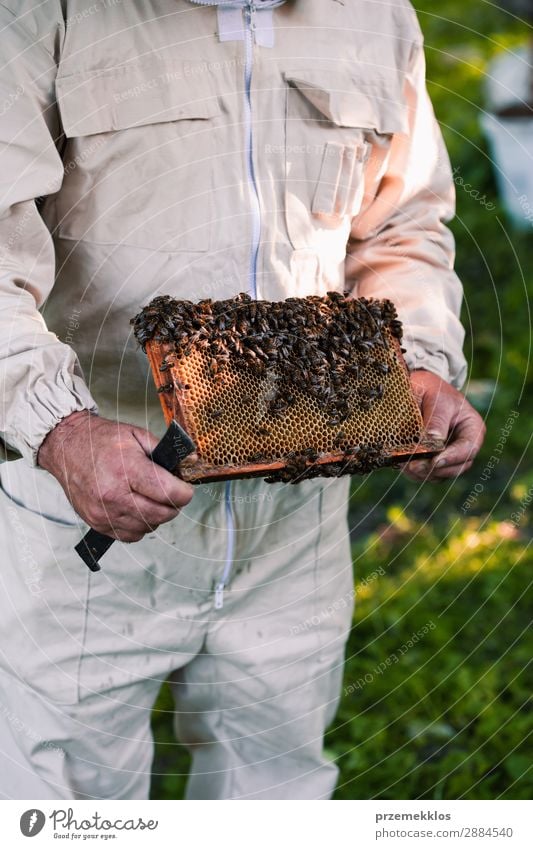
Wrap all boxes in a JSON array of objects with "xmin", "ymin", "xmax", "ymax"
[
  {"xmin": 7, "ymin": 369, "xmax": 98, "ymax": 467},
  {"xmin": 402, "ymin": 343, "xmax": 452, "ymax": 384},
  {"xmin": 402, "ymin": 342, "xmax": 468, "ymax": 390}
]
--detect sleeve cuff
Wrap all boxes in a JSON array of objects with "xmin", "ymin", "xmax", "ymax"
[
  {"xmin": 402, "ymin": 341, "xmax": 468, "ymax": 390},
  {"xmin": 5, "ymin": 367, "xmax": 98, "ymax": 466}
]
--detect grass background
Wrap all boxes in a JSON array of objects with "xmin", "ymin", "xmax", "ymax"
[{"xmin": 150, "ymin": 0, "xmax": 533, "ymax": 800}]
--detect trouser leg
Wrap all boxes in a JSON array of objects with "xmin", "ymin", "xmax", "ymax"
[
  {"xmin": 0, "ymin": 667, "xmax": 161, "ymax": 800},
  {"xmin": 0, "ymin": 671, "xmax": 72, "ymax": 800},
  {"xmin": 0, "ymin": 462, "xmax": 223, "ymax": 799},
  {"xmin": 171, "ymin": 477, "xmax": 354, "ymax": 800},
  {"xmin": 0, "ymin": 462, "xmax": 353, "ymax": 800}
]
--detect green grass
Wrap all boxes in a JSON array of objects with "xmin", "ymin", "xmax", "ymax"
[
  {"xmin": 150, "ymin": 0, "xmax": 532, "ymax": 799},
  {"xmin": 330, "ymin": 514, "xmax": 532, "ymax": 799}
]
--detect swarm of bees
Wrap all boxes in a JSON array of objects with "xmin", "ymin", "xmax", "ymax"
[
  {"xmin": 133, "ymin": 291, "xmax": 400, "ymax": 412},
  {"xmin": 263, "ymin": 443, "xmax": 389, "ymax": 484},
  {"xmin": 131, "ymin": 291, "xmax": 412, "ymax": 483}
]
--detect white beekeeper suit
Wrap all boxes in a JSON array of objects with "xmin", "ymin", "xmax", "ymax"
[{"xmin": 0, "ymin": 0, "xmax": 466, "ymax": 799}]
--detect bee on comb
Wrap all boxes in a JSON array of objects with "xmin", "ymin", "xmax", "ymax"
[{"xmin": 131, "ymin": 292, "xmax": 441, "ymax": 483}]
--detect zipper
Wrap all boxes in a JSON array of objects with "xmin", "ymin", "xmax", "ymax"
[
  {"xmin": 244, "ymin": 2, "xmax": 261, "ymax": 299},
  {"xmin": 214, "ymin": 481, "xmax": 236, "ymax": 610},
  {"xmin": 214, "ymin": 4, "xmax": 259, "ymax": 610}
]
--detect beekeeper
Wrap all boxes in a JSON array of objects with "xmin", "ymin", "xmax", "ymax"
[{"xmin": 0, "ymin": 0, "xmax": 485, "ymax": 800}]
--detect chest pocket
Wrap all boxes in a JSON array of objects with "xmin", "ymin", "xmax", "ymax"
[
  {"xmin": 283, "ymin": 69, "xmax": 408, "ymax": 251},
  {"xmin": 54, "ymin": 61, "xmax": 221, "ymax": 253}
]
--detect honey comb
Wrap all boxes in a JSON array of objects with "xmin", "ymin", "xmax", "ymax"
[{"xmin": 132, "ymin": 293, "xmax": 441, "ymax": 483}]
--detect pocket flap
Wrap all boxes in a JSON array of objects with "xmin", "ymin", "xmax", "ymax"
[
  {"xmin": 283, "ymin": 69, "xmax": 408, "ymax": 134},
  {"xmin": 56, "ymin": 61, "xmax": 221, "ymax": 137}
]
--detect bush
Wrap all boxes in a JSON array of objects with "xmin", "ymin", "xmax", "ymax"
[{"xmin": 329, "ymin": 512, "xmax": 532, "ymax": 799}]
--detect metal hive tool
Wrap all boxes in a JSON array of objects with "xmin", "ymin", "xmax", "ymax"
[{"xmin": 131, "ymin": 292, "xmax": 442, "ymax": 483}]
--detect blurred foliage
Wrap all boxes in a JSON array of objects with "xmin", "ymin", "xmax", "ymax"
[
  {"xmin": 151, "ymin": 0, "xmax": 532, "ymax": 800},
  {"xmin": 330, "ymin": 514, "xmax": 532, "ymax": 799},
  {"xmin": 151, "ymin": 684, "xmax": 190, "ymax": 801}
]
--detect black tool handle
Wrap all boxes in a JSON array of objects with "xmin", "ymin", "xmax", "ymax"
[
  {"xmin": 74, "ymin": 421, "xmax": 196, "ymax": 572},
  {"xmin": 75, "ymin": 530, "xmax": 114, "ymax": 572}
]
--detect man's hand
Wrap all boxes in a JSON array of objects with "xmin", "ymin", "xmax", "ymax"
[
  {"xmin": 404, "ymin": 370, "xmax": 486, "ymax": 482},
  {"xmin": 37, "ymin": 411, "xmax": 194, "ymax": 541}
]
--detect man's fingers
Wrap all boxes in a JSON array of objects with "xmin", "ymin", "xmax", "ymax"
[
  {"xmin": 128, "ymin": 426, "xmax": 196, "ymax": 506},
  {"xmin": 419, "ymin": 388, "xmax": 455, "ymax": 441},
  {"xmin": 433, "ymin": 414, "xmax": 486, "ymax": 468},
  {"xmin": 407, "ymin": 371, "xmax": 487, "ymax": 484},
  {"xmin": 93, "ymin": 492, "xmax": 180, "ymax": 538},
  {"xmin": 429, "ymin": 460, "xmax": 474, "ymax": 479},
  {"xmin": 402, "ymin": 459, "xmax": 429, "ymax": 480},
  {"xmin": 434, "ymin": 437, "xmax": 479, "ymax": 469},
  {"xmin": 106, "ymin": 526, "xmax": 146, "ymax": 543},
  {"xmin": 124, "ymin": 492, "xmax": 180, "ymax": 528},
  {"xmin": 129, "ymin": 457, "xmax": 194, "ymax": 507},
  {"xmin": 403, "ymin": 458, "xmax": 473, "ymax": 482},
  {"xmin": 39, "ymin": 415, "xmax": 197, "ymax": 537}
]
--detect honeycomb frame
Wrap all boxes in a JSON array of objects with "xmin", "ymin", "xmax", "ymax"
[{"xmin": 136, "ymin": 294, "xmax": 442, "ymax": 484}]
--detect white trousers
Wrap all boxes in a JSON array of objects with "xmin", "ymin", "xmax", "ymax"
[{"xmin": 0, "ymin": 460, "xmax": 353, "ymax": 800}]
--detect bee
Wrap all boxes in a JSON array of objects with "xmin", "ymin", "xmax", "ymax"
[{"xmin": 249, "ymin": 452, "xmax": 265, "ymax": 462}]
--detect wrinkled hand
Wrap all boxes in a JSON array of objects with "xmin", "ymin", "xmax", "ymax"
[
  {"xmin": 37, "ymin": 411, "xmax": 194, "ymax": 541},
  {"xmin": 403, "ymin": 370, "xmax": 486, "ymax": 481}
]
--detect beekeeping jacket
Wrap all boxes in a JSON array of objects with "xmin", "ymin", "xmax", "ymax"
[
  {"xmin": 0, "ymin": 0, "xmax": 466, "ymax": 465},
  {"xmin": 0, "ymin": 0, "xmax": 467, "ymax": 801}
]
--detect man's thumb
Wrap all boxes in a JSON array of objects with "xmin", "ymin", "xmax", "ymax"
[{"xmin": 422, "ymin": 397, "xmax": 451, "ymax": 442}]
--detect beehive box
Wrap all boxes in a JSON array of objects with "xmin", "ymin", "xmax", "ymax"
[{"xmin": 131, "ymin": 292, "xmax": 441, "ymax": 483}]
